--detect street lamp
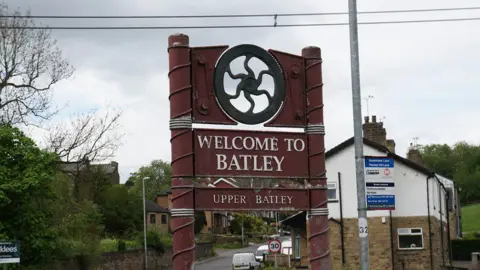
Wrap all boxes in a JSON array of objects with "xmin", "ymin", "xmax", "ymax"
[{"xmin": 142, "ymin": 177, "xmax": 149, "ymax": 270}]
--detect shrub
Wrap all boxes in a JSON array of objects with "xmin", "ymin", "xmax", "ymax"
[
  {"xmin": 137, "ymin": 231, "xmax": 165, "ymax": 252},
  {"xmin": 118, "ymin": 240, "xmax": 126, "ymax": 251},
  {"xmin": 451, "ymin": 239, "xmax": 480, "ymax": 261}
]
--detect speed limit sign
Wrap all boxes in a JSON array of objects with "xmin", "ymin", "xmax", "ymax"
[{"xmin": 268, "ymin": 239, "xmax": 282, "ymax": 253}]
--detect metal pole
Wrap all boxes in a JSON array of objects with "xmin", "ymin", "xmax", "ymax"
[
  {"xmin": 274, "ymin": 253, "xmax": 278, "ymax": 270},
  {"xmin": 348, "ymin": 0, "xmax": 370, "ymax": 268},
  {"xmin": 143, "ymin": 177, "xmax": 149, "ymax": 270}
]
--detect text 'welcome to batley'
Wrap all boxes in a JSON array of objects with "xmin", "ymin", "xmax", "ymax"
[{"xmin": 193, "ymin": 129, "xmax": 308, "ymax": 178}]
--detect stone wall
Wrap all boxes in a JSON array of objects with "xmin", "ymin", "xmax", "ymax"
[
  {"xmin": 392, "ymin": 216, "xmax": 431, "ymax": 270},
  {"xmin": 340, "ymin": 217, "xmax": 393, "ymax": 270},
  {"xmin": 55, "ymin": 242, "xmax": 213, "ymax": 270}
]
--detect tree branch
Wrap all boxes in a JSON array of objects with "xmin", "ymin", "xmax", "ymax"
[
  {"xmin": 0, "ymin": 4, "xmax": 74, "ymax": 126},
  {"xmin": 44, "ymin": 109, "xmax": 124, "ymax": 162}
]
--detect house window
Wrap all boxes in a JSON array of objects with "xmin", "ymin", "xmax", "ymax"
[
  {"xmin": 294, "ymin": 234, "xmax": 301, "ymax": 259},
  {"xmin": 327, "ymin": 183, "xmax": 337, "ymax": 201},
  {"xmin": 161, "ymin": 214, "xmax": 167, "ymax": 224},
  {"xmin": 398, "ymin": 228, "xmax": 424, "ymax": 250},
  {"xmin": 150, "ymin": 214, "xmax": 156, "ymax": 224}
]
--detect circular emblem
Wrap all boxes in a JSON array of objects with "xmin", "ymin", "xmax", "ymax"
[{"xmin": 214, "ymin": 44, "xmax": 286, "ymax": 125}]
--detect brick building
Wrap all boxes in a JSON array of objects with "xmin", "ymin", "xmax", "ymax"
[
  {"xmin": 145, "ymin": 200, "xmax": 170, "ymax": 234},
  {"xmin": 281, "ymin": 115, "xmax": 461, "ymax": 270}
]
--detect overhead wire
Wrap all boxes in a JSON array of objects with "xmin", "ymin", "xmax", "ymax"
[
  {"xmin": 1, "ymin": 17, "xmax": 480, "ymax": 30},
  {"xmin": 1, "ymin": 6, "xmax": 480, "ymax": 19}
]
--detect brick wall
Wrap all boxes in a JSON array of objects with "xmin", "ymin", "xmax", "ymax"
[
  {"xmin": 430, "ymin": 216, "xmax": 451, "ymax": 269},
  {"xmin": 292, "ymin": 215, "xmax": 452, "ymax": 269},
  {"xmin": 340, "ymin": 217, "xmax": 393, "ymax": 270},
  {"xmin": 156, "ymin": 195, "xmax": 169, "ymax": 209},
  {"xmin": 392, "ymin": 216, "xmax": 431, "ymax": 270}
]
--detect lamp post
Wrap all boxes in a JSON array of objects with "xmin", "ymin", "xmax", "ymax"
[{"xmin": 143, "ymin": 177, "xmax": 149, "ymax": 270}]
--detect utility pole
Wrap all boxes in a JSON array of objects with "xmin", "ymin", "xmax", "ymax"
[
  {"xmin": 142, "ymin": 177, "xmax": 149, "ymax": 270},
  {"xmin": 348, "ymin": 0, "xmax": 370, "ymax": 269}
]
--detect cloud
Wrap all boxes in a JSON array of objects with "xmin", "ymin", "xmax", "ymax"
[{"xmin": 10, "ymin": 0, "xmax": 480, "ymax": 182}]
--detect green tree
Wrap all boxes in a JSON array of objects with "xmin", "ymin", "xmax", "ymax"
[
  {"xmin": 420, "ymin": 142, "xmax": 480, "ymax": 205},
  {"xmin": 98, "ymin": 185, "xmax": 143, "ymax": 237},
  {"xmin": 128, "ymin": 159, "xmax": 172, "ymax": 201},
  {"xmin": 51, "ymin": 173, "xmax": 104, "ymax": 260},
  {"xmin": 0, "ymin": 124, "xmax": 59, "ymax": 266}
]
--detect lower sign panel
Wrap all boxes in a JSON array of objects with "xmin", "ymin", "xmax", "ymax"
[{"xmin": 194, "ymin": 188, "xmax": 309, "ymax": 211}]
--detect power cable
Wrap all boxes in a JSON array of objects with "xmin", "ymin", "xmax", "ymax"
[
  {"xmin": 1, "ymin": 17, "xmax": 480, "ymax": 30},
  {"xmin": 1, "ymin": 6, "xmax": 480, "ymax": 19}
]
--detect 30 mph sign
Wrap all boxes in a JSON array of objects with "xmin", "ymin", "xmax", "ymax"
[{"xmin": 268, "ymin": 239, "xmax": 282, "ymax": 253}]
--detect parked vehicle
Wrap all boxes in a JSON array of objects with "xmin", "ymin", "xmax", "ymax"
[
  {"xmin": 255, "ymin": 245, "xmax": 269, "ymax": 261},
  {"xmin": 232, "ymin": 252, "xmax": 261, "ymax": 270}
]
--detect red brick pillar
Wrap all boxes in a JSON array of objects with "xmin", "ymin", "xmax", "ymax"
[
  {"xmin": 168, "ymin": 33, "xmax": 195, "ymax": 270},
  {"xmin": 303, "ymin": 46, "xmax": 331, "ymax": 269}
]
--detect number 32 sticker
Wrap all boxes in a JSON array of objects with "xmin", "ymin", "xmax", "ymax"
[{"xmin": 358, "ymin": 218, "xmax": 368, "ymax": 238}]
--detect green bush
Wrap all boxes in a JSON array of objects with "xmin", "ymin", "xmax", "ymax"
[
  {"xmin": 99, "ymin": 238, "xmax": 118, "ymax": 253},
  {"xmin": 118, "ymin": 240, "xmax": 126, "ymax": 251},
  {"xmin": 137, "ymin": 231, "xmax": 165, "ymax": 252},
  {"xmin": 451, "ymin": 239, "xmax": 480, "ymax": 260}
]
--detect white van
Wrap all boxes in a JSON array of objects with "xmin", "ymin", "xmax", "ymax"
[
  {"xmin": 255, "ymin": 245, "xmax": 269, "ymax": 261},
  {"xmin": 232, "ymin": 252, "xmax": 260, "ymax": 270}
]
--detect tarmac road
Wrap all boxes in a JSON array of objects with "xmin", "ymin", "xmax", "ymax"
[{"xmin": 194, "ymin": 244, "xmax": 261, "ymax": 270}]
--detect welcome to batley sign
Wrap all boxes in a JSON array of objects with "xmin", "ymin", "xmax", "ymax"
[
  {"xmin": 194, "ymin": 129, "xmax": 308, "ymax": 178},
  {"xmin": 167, "ymin": 35, "xmax": 330, "ymax": 269}
]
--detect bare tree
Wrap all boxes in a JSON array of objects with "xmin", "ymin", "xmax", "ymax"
[
  {"xmin": 0, "ymin": 4, "xmax": 74, "ymax": 125},
  {"xmin": 45, "ymin": 109, "xmax": 124, "ymax": 162}
]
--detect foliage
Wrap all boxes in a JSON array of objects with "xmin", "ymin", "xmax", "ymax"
[
  {"xmin": 451, "ymin": 239, "xmax": 480, "ymax": 261},
  {"xmin": 214, "ymin": 242, "xmax": 242, "ymax": 249},
  {"xmin": 98, "ymin": 238, "xmax": 140, "ymax": 253},
  {"xmin": 461, "ymin": 203, "xmax": 480, "ymax": 233},
  {"xmin": 0, "ymin": 124, "xmax": 60, "ymax": 266},
  {"xmin": 230, "ymin": 213, "xmax": 268, "ymax": 235},
  {"xmin": 195, "ymin": 211, "xmax": 207, "ymax": 234},
  {"xmin": 419, "ymin": 142, "xmax": 480, "ymax": 204},
  {"xmin": 73, "ymin": 166, "xmax": 112, "ymax": 202},
  {"xmin": 97, "ymin": 184, "xmax": 143, "ymax": 237},
  {"xmin": 0, "ymin": 4, "xmax": 74, "ymax": 125},
  {"xmin": 127, "ymin": 159, "xmax": 172, "ymax": 200},
  {"xmin": 137, "ymin": 231, "xmax": 166, "ymax": 252}
]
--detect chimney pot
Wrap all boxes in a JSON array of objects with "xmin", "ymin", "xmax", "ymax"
[
  {"xmin": 364, "ymin": 116, "xmax": 369, "ymax": 123},
  {"xmin": 372, "ymin": 115, "xmax": 377, "ymax": 122}
]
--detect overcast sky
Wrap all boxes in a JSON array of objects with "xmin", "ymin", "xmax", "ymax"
[{"xmin": 8, "ymin": 0, "xmax": 480, "ymax": 183}]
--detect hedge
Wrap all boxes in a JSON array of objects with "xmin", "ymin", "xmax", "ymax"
[{"xmin": 451, "ymin": 239, "xmax": 480, "ymax": 261}]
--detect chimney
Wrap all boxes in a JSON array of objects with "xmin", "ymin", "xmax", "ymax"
[
  {"xmin": 386, "ymin": 139, "xmax": 396, "ymax": 153},
  {"xmin": 363, "ymin": 115, "xmax": 386, "ymax": 146},
  {"xmin": 407, "ymin": 143, "xmax": 424, "ymax": 165}
]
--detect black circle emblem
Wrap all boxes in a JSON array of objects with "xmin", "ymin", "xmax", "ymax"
[{"xmin": 214, "ymin": 44, "xmax": 286, "ymax": 125}]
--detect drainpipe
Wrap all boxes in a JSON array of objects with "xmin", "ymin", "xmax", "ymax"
[
  {"xmin": 426, "ymin": 175, "xmax": 434, "ymax": 270},
  {"xmin": 389, "ymin": 210, "xmax": 394, "ymax": 269},
  {"xmin": 338, "ymin": 172, "xmax": 345, "ymax": 265},
  {"xmin": 435, "ymin": 175, "xmax": 453, "ymax": 265},
  {"xmin": 436, "ymin": 179, "xmax": 446, "ymax": 267}
]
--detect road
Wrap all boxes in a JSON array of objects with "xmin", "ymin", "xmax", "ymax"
[{"xmin": 195, "ymin": 244, "xmax": 261, "ymax": 269}]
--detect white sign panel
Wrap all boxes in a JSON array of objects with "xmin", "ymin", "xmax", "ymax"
[{"xmin": 364, "ymin": 157, "xmax": 395, "ymax": 210}]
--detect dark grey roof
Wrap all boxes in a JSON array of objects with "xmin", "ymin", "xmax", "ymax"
[
  {"xmin": 157, "ymin": 188, "xmax": 172, "ymax": 196},
  {"xmin": 145, "ymin": 200, "xmax": 169, "ymax": 213},
  {"xmin": 58, "ymin": 161, "xmax": 118, "ymax": 175}
]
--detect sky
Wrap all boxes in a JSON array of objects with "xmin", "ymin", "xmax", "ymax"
[{"xmin": 7, "ymin": 0, "xmax": 480, "ymax": 183}]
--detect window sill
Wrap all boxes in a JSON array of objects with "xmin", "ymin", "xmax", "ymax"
[{"xmin": 397, "ymin": 248, "xmax": 425, "ymax": 251}]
